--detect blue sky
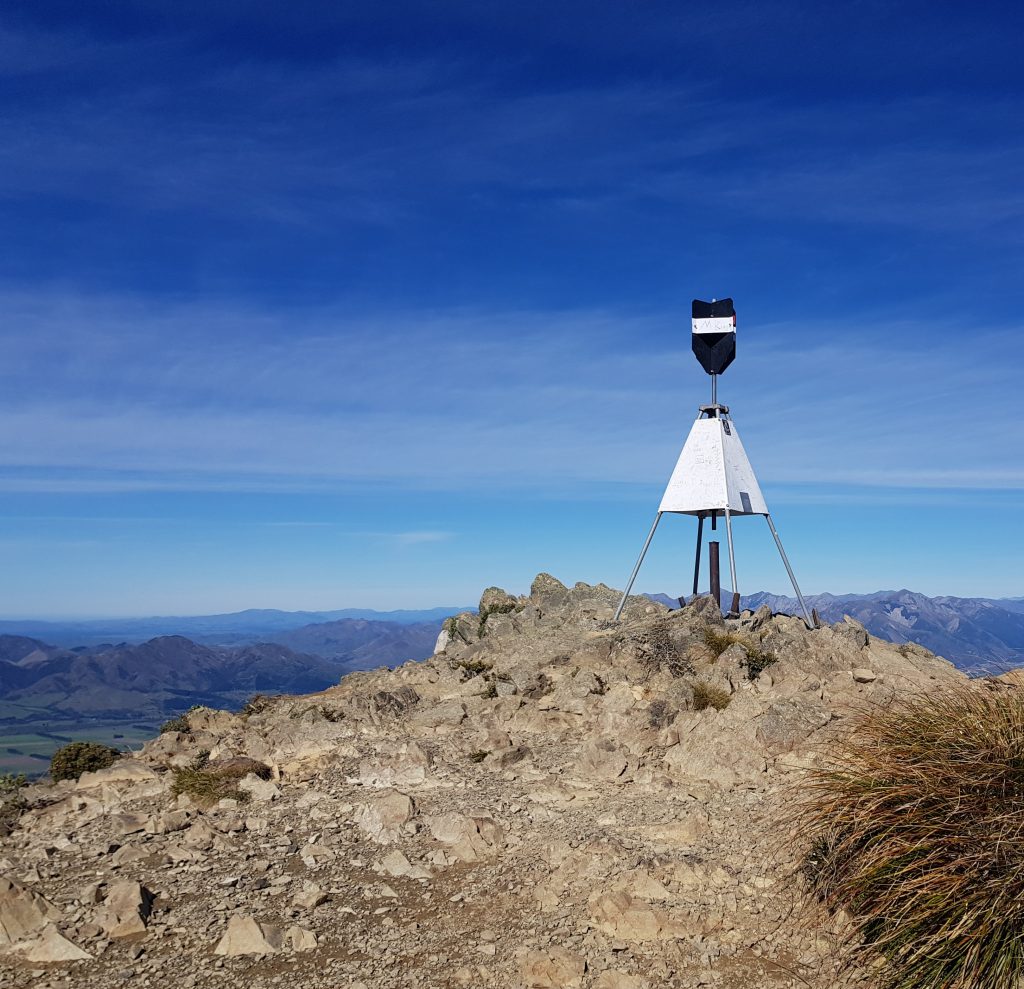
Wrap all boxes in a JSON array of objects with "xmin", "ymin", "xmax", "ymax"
[{"xmin": 2, "ymin": 1, "xmax": 1023, "ymax": 616}]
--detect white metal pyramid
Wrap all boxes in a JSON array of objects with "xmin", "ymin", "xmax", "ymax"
[{"xmin": 658, "ymin": 415, "xmax": 769, "ymax": 517}]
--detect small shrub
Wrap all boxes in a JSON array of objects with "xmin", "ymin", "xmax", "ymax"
[
  {"xmin": 455, "ymin": 658, "xmax": 492, "ymax": 679},
  {"xmin": 740, "ymin": 644, "xmax": 778, "ymax": 681},
  {"xmin": 468, "ymin": 750, "xmax": 489, "ymax": 763},
  {"xmin": 0, "ymin": 773, "xmax": 27, "ymax": 794},
  {"xmin": 50, "ymin": 741, "xmax": 121, "ymax": 782},
  {"xmin": 443, "ymin": 616, "xmax": 469, "ymax": 644},
  {"xmin": 482, "ymin": 680, "xmax": 498, "ymax": 699},
  {"xmin": 798, "ymin": 683, "xmax": 1024, "ymax": 989},
  {"xmin": 691, "ymin": 681, "xmax": 731, "ymax": 712},
  {"xmin": 160, "ymin": 713, "xmax": 191, "ymax": 734}
]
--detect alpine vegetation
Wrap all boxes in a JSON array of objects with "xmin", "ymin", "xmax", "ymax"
[{"xmin": 799, "ymin": 682, "xmax": 1024, "ymax": 989}]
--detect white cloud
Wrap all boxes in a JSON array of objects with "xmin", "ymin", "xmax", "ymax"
[{"xmin": 1, "ymin": 291, "xmax": 1022, "ymax": 499}]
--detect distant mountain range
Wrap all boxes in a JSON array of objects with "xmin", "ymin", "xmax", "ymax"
[
  {"xmin": 648, "ymin": 589, "xmax": 1024, "ymax": 674},
  {"xmin": 0, "ymin": 605, "xmax": 464, "ymax": 648},
  {"xmin": 0, "ymin": 615, "xmax": 444, "ymax": 727},
  {"xmin": 0, "ymin": 635, "xmax": 341, "ymax": 724}
]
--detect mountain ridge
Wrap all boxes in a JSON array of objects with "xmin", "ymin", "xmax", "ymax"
[
  {"xmin": 643, "ymin": 588, "xmax": 1024, "ymax": 673},
  {"xmin": 0, "ymin": 606, "xmax": 466, "ymax": 648}
]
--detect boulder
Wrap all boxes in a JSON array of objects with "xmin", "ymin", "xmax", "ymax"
[
  {"xmin": 0, "ymin": 876, "xmax": 61, "ymax": 946},
  {"xmin": 379, "ymin": 849, "xmax": 432, "ymax": 880},
  {"xmin": 576, "ymin": 739, "xmax": 629, "ymax": 781},
  {"xmin": 594, "ymin": 973, "xmax": 650, "ymax": 989},
  {"xmin": 588, "ymin": 891, "xmax": 682, "ymax": 942},
  {"xmin": 411, "ymin": 699, "xmax": 466, "ymax": 729},
  {"xmin": 95, "ymin": 881, "xmax": 154, "ymax": 938},
  {"xmin": 479, "ymin": 586, "xmax": 519, "ymax": 615},
  {"xmin": 8, "ymin": 923, "xmax": 92, "ymax": 962},
  {"xmin": 76, "ymin": 760, "xmax": 158, "ymax": 789},
  {"xmin": 521, "ymin": 946, "xmax": 585, "ymax": 987},
  {"xmin": 354, "ymin": 791, "xmax": 415, "ymax": 843},
  {"xmin": 530, "ymin": 573, "xmax": 569, "ymax": 610},
  {"xmin": 214, "ymin": 914, "xmax": 277, "ymax": 956},
  {"xmin": 425, "ymin": 812, "xmax": 502, "ymax": 863},
  {"xmin": 237, "ymin": 773, "xmax": 281, "ymax": 802},
  {"xmin": 145, "ymin": 809, "xmax": 190, "ymax": 834}
]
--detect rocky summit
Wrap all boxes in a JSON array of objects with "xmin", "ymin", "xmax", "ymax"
[{"xmin": 0, "ymin": 574, "xmax": 965, "ymax": 989}]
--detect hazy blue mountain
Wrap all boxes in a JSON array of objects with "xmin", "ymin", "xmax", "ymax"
[
  {"xmin": 0, "ymin": 610, "xmax": 445, "ymax": 726},
  {"xmin": 0, "ymin": 605, "xmax": 465, "ymax": 648},
  {"xmin": 265, "ymin": 619, "xmax": 441, "ymax": 665},
  {"xmin": 0, "ymin": 634, "xmax": 346, "ymax": 723}
]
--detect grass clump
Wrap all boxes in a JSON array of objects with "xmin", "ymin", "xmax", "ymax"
[
  {"xmin": 170, "ymin": 755, "xmax": 270, "ymax": 808},
  {"xmin": 468, "ymin": 750, "xmax": 489, "ymax": 763},
  {"xmin": 702, "ymin": 627, "xmax": 738, "ymax": 657},
  {"xmin": 799, "ymin": 683, "xmax": 1024, "ymax": 989},
  {"xmin": 691, "ymin": 681, "xmax": 731, "ymax": 712},
  {"xmin": 50, "ymin": 741, "xmax": 121, "ymax": 782}
]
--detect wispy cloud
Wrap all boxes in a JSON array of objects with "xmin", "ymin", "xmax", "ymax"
[{"xmin": 1, "ymin": 291, "xmax": 1021, "ymax": 498}]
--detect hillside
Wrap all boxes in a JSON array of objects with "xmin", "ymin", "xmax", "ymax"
[{"xmin": 0, "ymin": 574, "xmax": 971, "ymax": 988}]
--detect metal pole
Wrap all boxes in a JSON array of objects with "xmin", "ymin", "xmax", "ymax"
[
  {"xmin": 613, "ymin": 513, "xmax": 662, "ymax": 621},
  {"xmin": 692, "ymin": 514, "xmax": 704, "ymax": 596},
  {"xmin": 709, "ymin": 541, "xmax": 721, "ymax": 610},
  {"xmin": 724, "ymin": 507, "xmax": 740, "ymax": 616},
  {"xmin": 765, "ymin": 515, "xmax": 815, "ymax": 629},
  {"xmin": 711, "ymin": 373, "xmax": 717, "ymax": 407}
]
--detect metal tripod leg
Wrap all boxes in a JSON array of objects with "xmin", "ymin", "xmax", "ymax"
[
  {"xmin": 724, "ymin": 508, "xmax": 740, "ymax": 616},
  {"xmin": 692, "ymin": 514, "xmax": 704, "ymax": 597},
  {"xmin": 613, "ymin": 512, "xmax": 662, "ymax": 621},
  {"xmin": 765, "ymin": 515, "xmax": 815, "ymax": 629}
]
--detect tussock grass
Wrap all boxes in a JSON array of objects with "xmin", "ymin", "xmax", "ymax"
[
  {"xmin": 170, "ymin": 755, "xmax": 270, "ymax": 808},
  {"xmin": 799, "ymin": 683, "xmax": 1024, "ymax": 989},
  {"xmin": 701, "ymin": 627, "xmax": 737, "ymax": 657},
  {"xmin": 691, "ymin": 681, "xmax": 731, "ymax": 712}
]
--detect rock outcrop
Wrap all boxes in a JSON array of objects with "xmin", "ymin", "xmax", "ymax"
[{"xmin": 0, "ymin": 575, "xmax": 966, "ymax": 988}]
